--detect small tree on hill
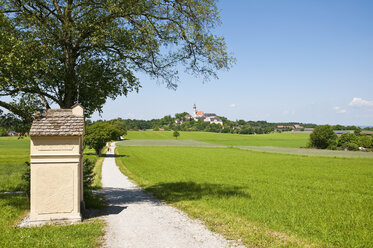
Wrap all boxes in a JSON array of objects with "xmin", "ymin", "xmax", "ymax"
[
  {"xmin": 173, "ymin": 130, "xmax": 180, "ymax": 140},
  {"xmin": 309, "ymin": 125, "xmax": 337, "ymax": 149},
  {"xmin": 84, "ymin": 122, "xmax": 121, "ymax": 155}
]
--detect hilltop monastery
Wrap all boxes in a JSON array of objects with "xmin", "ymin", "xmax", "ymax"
[{"xmin": 191, "ymin": 104, "xmax": 223, "ymax": 125}]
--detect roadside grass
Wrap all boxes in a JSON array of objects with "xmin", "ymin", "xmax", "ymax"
[
  {"xmin": 116, "ymin": 146, "xmax": 373, "ymax": 247},
  {"xmin": 0, "ymin": 194, "xmax": 104, "ymax": 248},
  {"xmin": 83, "ymin": 147, "xmax": 106, "ymax": 189},
  {"xmin": 124, "ymin": 131, "xmax": 309, "ymax": 148},
  {"xmin": 0, "ymin": 137, "xmax": 106, "ymax": 247}
]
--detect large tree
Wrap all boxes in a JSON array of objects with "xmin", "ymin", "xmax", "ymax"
[{"xmin": 0, "ymin": 0, "xmax": 233, "ymax": 123}]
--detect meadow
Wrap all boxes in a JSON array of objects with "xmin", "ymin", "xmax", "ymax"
[
  {"xmin": 125, "ymin": 131, "xmax": 310, "ymax": 148},
  {"xmin": 116, "ymin": 145, "xmax": 373, "ymax": 247},
  {"xmin": 0, "ymin": 137, "xmax": 104, "ymax": 247}
]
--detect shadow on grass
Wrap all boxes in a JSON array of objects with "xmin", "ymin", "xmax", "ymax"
[
  {"xmin": 145, "ymin": 181, "xmax": 251, "ymax": 203},
  {"xmin": 86, "ymin": 182, "xmax": 250, "ymax": 220}
]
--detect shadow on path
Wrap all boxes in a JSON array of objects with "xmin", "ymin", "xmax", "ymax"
[
  {"xmin": 85, "ymin": 182, "xmax": 250, "ymax": 219},
  {"xmin": 85, "ymin": 187, "xmax": 161, "ymax": 219}
]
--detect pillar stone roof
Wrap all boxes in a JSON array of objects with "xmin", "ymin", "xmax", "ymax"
[{"xmin": 30, "ymin": 106, "xmax": 84, "ymax": 136}]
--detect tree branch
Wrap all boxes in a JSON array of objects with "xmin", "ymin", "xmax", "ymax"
[{"xmin": 0, "ymin": 100, "xmax": 32, "ymax": 122}]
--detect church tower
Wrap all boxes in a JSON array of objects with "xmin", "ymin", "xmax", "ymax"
[{"xmin": 193, "ymin": 104, "xmax": 197, "ymax": 118}]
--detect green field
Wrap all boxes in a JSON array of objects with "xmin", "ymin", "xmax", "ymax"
[
  {"xmin": 116, "ymin": 146, "xmax": 373, "ymax": 247},
  {"xmin": 0, "ymin": 137, "xmax": 104, "ymax": 247},
  {"xmin": 125, "ymin": 131, "xmax": 309, "ymax": 148},
  {"xmin": 0, "ymin": 137, "xmax": 30, "ymax": 192}
]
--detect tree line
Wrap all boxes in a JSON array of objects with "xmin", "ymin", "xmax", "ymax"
[{"xmin": 309, "ymin": 125, "xmax": 373, "ymax": 151}]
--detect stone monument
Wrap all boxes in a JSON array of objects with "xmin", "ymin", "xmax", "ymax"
[{"xmin": 28, "ymin": 104, "xmax": 85, "ymax": 225}]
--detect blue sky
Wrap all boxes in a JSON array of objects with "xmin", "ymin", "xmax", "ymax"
[{"xmin": 92, "ymin": 0, "xmax": 373, "ymax": 126}]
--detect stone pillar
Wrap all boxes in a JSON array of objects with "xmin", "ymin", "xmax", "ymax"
[{"xmin": 28, "ymin": 104, "xmax": 85, "ymax": 225}]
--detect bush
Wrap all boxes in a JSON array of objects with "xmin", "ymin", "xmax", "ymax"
[
  {"xmin": 84, "ymin": 122, "xmax": 121, "ymax": 155},
  {"xmin": 358, "ymin": 135, "xmax": 373, "ymax": 148},
  {"xmin": 338, "ymin": 133, "xmax": 358, "ymax": 149},
  {"xmin": 173, "ymin": 130, "xmax": 180, "ymax": 139},
  {"xmin": 83, "ymin": 158, "xmax": 95, "ymax": 192},
  {"xmin": 21, "ymin": 162, "xmax": 31, "ymax": 200},
  {"xmin": 345, "ymin": 142, "xmax": 359, "ymax": 151},
  {"xmin": 0, "ymin": 128, "xmax": 8, "ymax": 136},
  {"xmin": 309, "ymin": 125, "xmax": 338, "ymax": 149}
]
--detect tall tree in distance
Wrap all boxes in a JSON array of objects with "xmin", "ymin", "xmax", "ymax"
[{"xmin": 0, "ymin": 0, "xmax": 234, "ymax": 123}]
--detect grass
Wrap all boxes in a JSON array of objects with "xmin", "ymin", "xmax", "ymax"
[
  {"xmin": 0, "ymin": 137, "xmax": 106, "ymax": 247},
  {"xmin": 0, "ymin": 137, "xmax": 30, "ymax": 192},
  {"xmin": 116, "ymin": 146, "xmax": 373, "ymax": 247},
  {"xmin": 0, "ymin": 194, "xmax": 104, "ymax": 248},
  {"xmin": 124, "ymin": 131, "xmax": 309, "ymax": 148},
  {"xmin": 83, "ymin": 147, "xmax": 106, "ymax": 189}
]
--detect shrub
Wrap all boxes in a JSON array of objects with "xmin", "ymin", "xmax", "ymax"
[
  {"xmin": 0, "ymin": 128, "xmax": 8, "ymax": 136},
  {"xmin": 83, "ymin": 158, "xmax": 95, "ymax": 192},
  {"xmin": 358, "ymin": 135, "xmax": 373, "ymax": 148},
  {"xmin": 21, "ymin": 162, "xmax": 31, "ymax": 200},
  {"xmin": 173, "ymin": 130, "xmax": 180, "ymax": 139},
  {"xmin": 338, "ymin": 133, "xmax": 359, "ymax": 149},
  {"xmin": 84, "ymin": 122, "xmax": 121, "ymax": 155},
  {"xmin": 309, "ymin": 125, "xmax": 337, "ymax": 149},
  {"xmin": 345, "ymin": 142, "xmax": 359, "ymax": 151}
]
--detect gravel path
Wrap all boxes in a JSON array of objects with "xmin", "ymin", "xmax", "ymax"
[
  {"xmin": 117, "ymin": 139, "xmax": 225, "ymax": 147},
  {"xmin": 102, "ymin": 143, "xmax": 241, "ymax": 248},
  {"xmin": 119, "ymin": 139, "xmax": 373, "ymax": 158},
  {"xmin": 236, "ymin": 145, "xmax": 373, "ymax": 158}
]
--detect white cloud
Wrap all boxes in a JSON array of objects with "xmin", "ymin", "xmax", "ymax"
[
  {"xmin": 349, "ymin": 97, "xmax": 373, "ymax": 107},
  {"xmin": 332, "ymin": 106, "xmax": 347, "ymax": 113},
  {"xmin": 229, "ymin": 103, "xmax": 237, "ymax": 108}
]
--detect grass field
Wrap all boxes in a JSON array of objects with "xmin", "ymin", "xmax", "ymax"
[
  {"xmin": 125, "ymin": 131, "xmax": 309, "ymax": 148},
  {"xmin": 0, "ymin": 137, "xmax": 30, "ymax": 192},
  {"xmin": 0, "ymin": 137, "xmax": 105, "ymax": 247},
  {"xmin": 116, "ymin": 146, "xmax": 373, "ymax": 247}
]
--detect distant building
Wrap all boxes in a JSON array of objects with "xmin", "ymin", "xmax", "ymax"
[
  {"xmin": 276, "ymin": 125, "xmax": 292, "ymax": 130},
  {"xmin": 175, "ymin": 119, "xmax": 184, "ymax": 125},
  {"xmin": 293, "ymin": 125, "xmax": 304, "ymax": 131},
  {"xmin": 192, "ymin": 104, "xmax": 223, "ymax": 125},
  {"xmin": 361, "ymin": 131, "xmax": 372, "ymax": 136}
]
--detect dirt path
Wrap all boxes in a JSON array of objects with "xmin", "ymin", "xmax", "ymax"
[
  {"xmin": 236, "ymin": 145, "xmax": 373, "ymax": 158},
  {"xmin": 118, "ymin": 139, "xmax": 373, "ymax": 158},
  {"xmin": 101, "ymin": 143, "xmax": 241, "ymax": 248},
  {"xmin": 117, "ymin": 139, "xmax": 226, "ymax": 147}
]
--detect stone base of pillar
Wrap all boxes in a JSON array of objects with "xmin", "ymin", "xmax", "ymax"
[{"xmin": 19, "ymin": 214, "xmax": 82, "ymax": 227}]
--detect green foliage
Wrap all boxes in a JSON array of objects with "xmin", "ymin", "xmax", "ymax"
[
  {"xmin": 345, "ymin": 142, "xmax": 359, "ymax": 151},
  {"xmin": 358, "ymin": 135, "xmax": 373, "ymax": 148},
  {"xmin": 0, "ymin": 195, "xmax": 104, "ymax": 247},
  {"xmin": 21, "ymin": 162, "xmax": 30, "ymax": 200},
  {"xmin": 108, "ymin": 118, "xmax": 127, "ymax": 136},
  {"xmin": 338, "ymin": 133, "xmax": 359, "ymax": 150},
  {"xmin": 0, "ymin": 1, "xmax": 233, "ymax": 120},
  {"xmin": 0, "ymin": 127, "xmax": 7, "ymax": 136},
  {"xmin": 83, "ymin": 159, "xmax": 95, "ymax": 192},
  {"xmin": 309, "ymin": 125, "xmax": 338, "ymax": 149},
  {"xmin": 117, "ymin": 146, "xmax": 373, "ymax": 247},
  {"xmin": 173, "ymin": 130, "xmax": 180, "ymax": 140},
  {"xmin": 84, "ymin": 122, "xmax": 121, "ymax": 155},
  {"xmin": 354, "ymin": 127, "xmax": 362, "ymax": 135}
]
